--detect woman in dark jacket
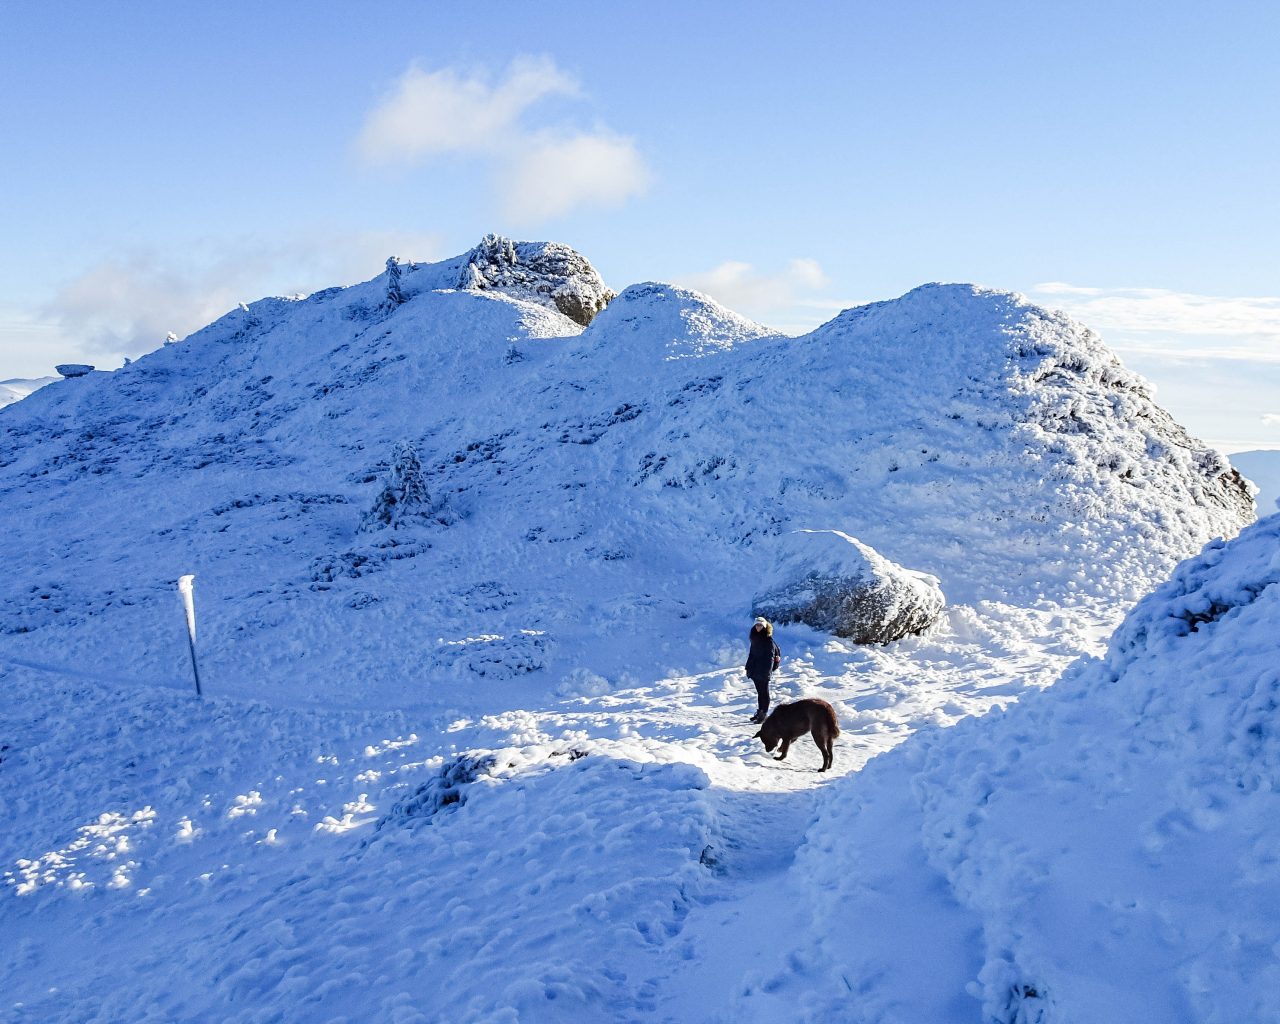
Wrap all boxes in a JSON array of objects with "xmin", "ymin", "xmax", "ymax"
[{"xmin": 745, "ymin": 616, "xmax": 781, "ymax": 724}]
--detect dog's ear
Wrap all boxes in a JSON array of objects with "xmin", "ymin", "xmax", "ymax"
[{"xmin": 752, "ymin": 730, "xmax": 762, "ymax": 739}]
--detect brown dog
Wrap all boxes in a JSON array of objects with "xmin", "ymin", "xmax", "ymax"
[{"xmin": 754, "ymin": 698, "xmax": 840, "ymax": 771}]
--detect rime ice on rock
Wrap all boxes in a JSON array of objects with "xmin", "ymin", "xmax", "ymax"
[
  {"xmin": 456, "ymin": 233, "xmax": 615, "ymax": 326},
  {"xmin": 753, "ymin": 529, "xmax": 946, "ymax": 643}
]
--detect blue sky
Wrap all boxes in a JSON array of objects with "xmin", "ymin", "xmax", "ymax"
[{"xmin": 2, "ymin": 1, "xmax": 1277, "ymax": 449}]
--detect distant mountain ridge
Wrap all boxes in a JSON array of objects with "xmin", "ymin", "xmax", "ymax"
[
  {"xmin": 0, "ymin": 237, "xmax": 1254, "ymax": 707},
  {"xmin": 1232, "ymin": 449, "xmax": 1280, "ymax": 514},
  {"xmin": 0, "ymin": 376, "xmax": 56, "ymax": 409}
]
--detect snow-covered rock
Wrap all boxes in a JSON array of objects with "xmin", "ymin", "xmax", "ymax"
[
  {"xmin": 54, "ymin": 363, "xmax": 94, "ymax": 378},
  {"xmin": 455, "ymin": 233, "xmax": 614, "ymax": 326},
  {"xmin": 752, "ymin": 529, "xmax": 945, "ymax": 643}
]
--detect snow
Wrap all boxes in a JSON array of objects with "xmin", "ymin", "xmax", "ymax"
[
  {"xmin": 0, "ymin": 376, "xmax": 56, "ymax": 409},
  {"xmin": 0, "ymin": 237, "xmax": 1268, "ymax": 1021},
  {"xmin": 754, "ymin": 512, "xmax": 1280, "ymax": 1023}
]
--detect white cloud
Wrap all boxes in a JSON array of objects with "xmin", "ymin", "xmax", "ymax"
[
  {"xmin": 357, "ymin": 57, "xmax": 579, "ymax": 164},
  {"xmin": 13, "ymin": 231, "xmax": 441, "ymax": 374},
  {"xmin": 355, "ymin": 57, "xmax": 651, "ymax": 224},
  {"xmin": 1029, "ymin": 283, "xmax": 1280, "ymax": 357},
  {"xmin": 677, "ymin": 258, "xmax": 843, "ymax": 333},
  {"xmin": 502, "ymin": 132, "xmax": 651, "ymax": 222},
  {"xmin": 1263, "ymin": 414, "xmax": 1280, "ymax": 428}
]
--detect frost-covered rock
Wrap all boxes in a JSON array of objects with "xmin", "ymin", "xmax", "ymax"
[
  {"xmin": 54, "ymin": 363, "xmax": 94, "ymax": 378},
  {"xmin": 753, "ymin": 529, "xmax": 945, "ymax": 643},
  {"xmin": 456, "ymin": 233, "xmax": 614, "ymax": 326},
  {"xmin": 370, "ymin": 753, "xmax": 497, "ymax": 836}
]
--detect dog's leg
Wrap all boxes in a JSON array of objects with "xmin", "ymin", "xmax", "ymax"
[
  {"xmin": 814, "ymin": 733, "xmax": 829, "ymax": 772},
  {"xmin": 775, "ymin": 738, "xmax": 791, "ymax": 761}
]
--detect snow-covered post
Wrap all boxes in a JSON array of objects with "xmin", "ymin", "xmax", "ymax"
[{"xmin": 177, "ymin": 574, "xmax": 202, "ymax": 697}]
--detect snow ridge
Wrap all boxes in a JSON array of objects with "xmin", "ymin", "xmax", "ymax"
[{"xmin": 0, "ymin": 243, "xmax": 1253, "ymax": 708}]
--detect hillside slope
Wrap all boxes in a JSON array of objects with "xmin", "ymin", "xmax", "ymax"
[
  {"xmin": 0, "ymin": 237, "xmax": 1264, "ymax": 1023},
  {"xmin": 0, "ymin": 237, "xmax": 1252, "ymax": 712},
  {"xmin": 758, "ymin": 512, "xmax": 1280, "ymax": 1022}
]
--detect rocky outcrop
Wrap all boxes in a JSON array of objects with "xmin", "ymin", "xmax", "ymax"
[
  {"xmin": 456, "ymin": 234, "xmax": 615, "ymax": 326},
  {"xmin": 55, "ymin": 364, "xmax": 94, "ymax": 378},
  {"xmin": 753, "ymin": 530, "xmax": 945, "ymax": 643}
]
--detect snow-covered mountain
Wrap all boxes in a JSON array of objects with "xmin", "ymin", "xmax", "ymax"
[
  {"xmin": 0, "ymin": 376, "xmax": 55, "ymax": 410},
  {"xmin": 0, "ymin": 236, "xmax": 1267, "ymax": 1022},
  {"xmin": 0, "ymin": 236, "xmax": 1252, "ymax": 709},
  {"xmin": 1233, "ymin": 448, "xmax": 1280, "ymax": 514}
]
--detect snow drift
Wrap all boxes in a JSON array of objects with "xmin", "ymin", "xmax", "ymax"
[{"xmin": 775, "ymin": 512, "xmax": 1280, "ymax": 1022}]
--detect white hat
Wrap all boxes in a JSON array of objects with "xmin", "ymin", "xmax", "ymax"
[{"xmin": 754, "ymin": 616, "xmax": 769, "ymax": 628}]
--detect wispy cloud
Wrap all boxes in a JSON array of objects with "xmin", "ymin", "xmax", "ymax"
[
  {"xmin": 19, "ymin": 231, "xmax": 440, "ymax": 372},
  {"xmin": 357, "ymin": 57, "xmax": 578, "ymax": 164},
  {"xmin": 501, "ymin": 131, "xmax": 650, "ymax": 222},
  {"xmin": 677, "ymin": 258, "xmax": 847, "ymax": 333},
  {"xmin": 356, "ymin": 57, "xmax": 650, "ymax": 224},
  {"xmin": 1029, "ymin": 283, "xmax": 1280, "ymax": 361},
  {"xmin": 1263, "ymin": 413, "xmax": 1280, "ymax": 428}
]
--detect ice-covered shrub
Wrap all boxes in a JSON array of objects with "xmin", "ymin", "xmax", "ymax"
[
  {"xmin": 385, "ymin": 256, "xmax": 405, "ymax": 306},
  {"xmin": 371, "ymin": 753, "xmax": 497, "ymax": 836},
  {"xmin": 359, "ymin": 441, "xmax": 431, "ymax": 532}
]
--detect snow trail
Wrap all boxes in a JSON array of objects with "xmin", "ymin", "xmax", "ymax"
[{"xmin": 2, "ymin": 598, "xmax": 1103, "ymax": 1021}]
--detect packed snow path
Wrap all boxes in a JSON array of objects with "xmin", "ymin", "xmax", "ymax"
[{"xmin": 0, "ymin": 600, "xmax": 1106, "ymax": 1023}]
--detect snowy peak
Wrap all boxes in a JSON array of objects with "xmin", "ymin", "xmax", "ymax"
[
  {"xmin": 800, "ymin": 281, "xmax": 1253, "ymax": 527},
  {"xmin": 450, "ymin": 233, "xmax": 614, "ymax": 326},
  {"xmin": 579, "ymin": 282, "xmax": 778, "ymax": 361},
  {"xmin": 811, "ymin": 283, "xmax": 1082, "ymax": 383}
]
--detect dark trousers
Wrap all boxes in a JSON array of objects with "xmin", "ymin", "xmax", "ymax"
[{"xmin": 750, "ymin": 675, "xmax": 770, "ymax": 718}]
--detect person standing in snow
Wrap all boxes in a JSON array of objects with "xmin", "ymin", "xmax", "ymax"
[{"xmin": 745, "ymin": 616, "xmax": 781, "ymax": 724}]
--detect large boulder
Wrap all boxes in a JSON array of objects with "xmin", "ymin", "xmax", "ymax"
[
  {"xmin": 753, "ymin": 530, "xmax": 945, "ymax": 643},
  {"xmin": 456, "ymin": 234, "xmax": 615, "ymax": 327},
  {"xmin": 54, "ymin": 364, "xmax": 94, "ymax": 378}
]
